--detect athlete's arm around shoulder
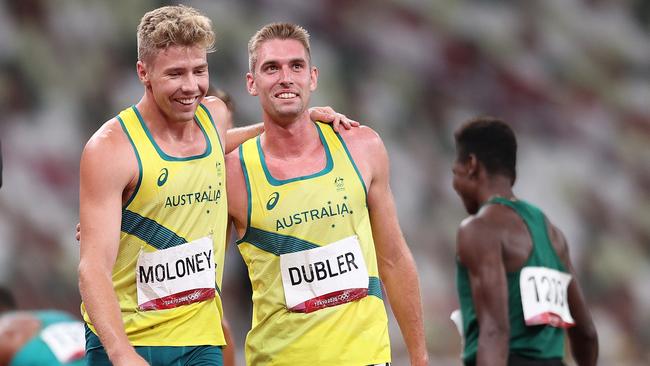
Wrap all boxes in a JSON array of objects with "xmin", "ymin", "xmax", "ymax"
[
  {"xmin": 339, "ymin": 127, "xmax": 429, "ymax": 366},
  {"xmin": 78, "ymin": 119, "xmax": 148, "ymax": 366},
  {"xmin": 456, "ymin": 210, "xmax": 509, "ymax": 366},
  {"xmin": 547, "ymin": 221, "xmax": 598, "ymax": 366}
]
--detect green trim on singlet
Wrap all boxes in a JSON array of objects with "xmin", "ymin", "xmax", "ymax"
[
  {"xmin": 257, "ymin": 123, "xmax": 334, "ymax": 186},
  {"xmin": 368, "ymin": 276, "xmax": 383, "ymax": 300},
  {"xmin": 118, "ymin": 115, "xmax": 143, "ymax": 209},
  {"xmin": 132, "ymin": 106, "xmax": 212, "ymax": 161},
  {"xmin": 334, "ymin": 129, "xmax": 368, "ymax": 198},
  {"xmin": 236, "ymin": 144, "xmax": 254, "ymax": 246},
  {"xmin": 198, "ymin": 103, "xmax": 224, "ymax": 155},
  {"xmin": 239, "ymin": 226, "xmax": 320, "ymax": 254},
  {"xmin": 121, "ymin": 209, "xmax": 188, "ymax": 249}
]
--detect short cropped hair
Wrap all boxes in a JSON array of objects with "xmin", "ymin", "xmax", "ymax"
[
  {"xmin": 137, "ymin": 5, "xmax": 215, "ymax": 63},
  {"xmin": 454, "ymin": 117, "xmax": 517, "ymax": 183},
  {"xmin": 248, "ymin": 22, "xmax": 311, "ymax": 72}
]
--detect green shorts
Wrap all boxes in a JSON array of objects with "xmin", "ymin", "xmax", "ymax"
[{"xmin": 85, "ymin": 325, "xmax": 223, "ymax": 366}]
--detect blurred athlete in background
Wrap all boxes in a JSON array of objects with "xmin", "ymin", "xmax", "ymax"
[
  {"xmin": 0, "ymin": 287, "xmax": 86, "ymax": 366},
  {"xmin": 452, "ymin": 117, "xmax": 598, "ymax": 366}
]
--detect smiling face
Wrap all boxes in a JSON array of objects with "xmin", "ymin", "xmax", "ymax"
[
  {"xmin": 246, "ymin": 38, "xmax": 318, "ymax": 125},
  {"xmin": 137, "ymin": 44, "xmax": 209, "ymax": 123}
]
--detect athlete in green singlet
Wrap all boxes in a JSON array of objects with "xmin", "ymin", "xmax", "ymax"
[
  {"xmin": 0, "ymin": 287, "xmax": 85, "ymax": 366},
  {"xmin": 451, "ymin": 118, "xmax": 598, "ymax": 366}
]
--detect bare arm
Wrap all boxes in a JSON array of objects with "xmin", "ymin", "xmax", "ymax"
[
  {"xmin": 360, "ymin": 130, "xmax": 428, "ymax": 366},
  {"xmin": 225, "ymin": 150, "xmax": 248, "ymax": 238},
  {"xmin": 78, "ymin": 122, "xmax": 148, "ymax": 366},
  {"xmin": 551, "ymin": 226, "xmax": 598, "ymax": 366},
  {"xmin": 221, "ymin": 318, "xmax": 236, "ymax": 366},
  {"xmin": 457, "ymin": 218, "xmax": 509, "ymax": 366},
  {"xmin": 225, "ymin": 124, "xmax": 265, "ymax": 154}
]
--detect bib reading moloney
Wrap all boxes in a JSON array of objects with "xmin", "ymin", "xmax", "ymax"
[{"xmin": 136, "ymin": 236, "xmax": 215, "ymax": 311}]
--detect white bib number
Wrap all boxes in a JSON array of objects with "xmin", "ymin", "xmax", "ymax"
[
  {"xmin": 136, "ymin": 236, "xmax": 215, "ymax": 311},
  {"xmin": 280, "ymin": 236, "xmax": 369, "ymax": 313},
  {"xmin": 520, "ymin": 266, "xmax": 574, "ymax": 328},
  {"xmin": 40, "ymin": 322, "xmax": 85, "ymax": 363}
]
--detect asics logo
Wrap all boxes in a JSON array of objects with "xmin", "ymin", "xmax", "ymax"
[
  {"xmin": 266, "ymin": 192, "xmax": 280, "ymax": 210},
  {"xmin": 157, "ymin": 168, "xmax": 169, "ymax": 187}
]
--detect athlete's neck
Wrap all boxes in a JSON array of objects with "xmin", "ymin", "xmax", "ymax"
[
  {"xmin": 261, "ymin": 114, "xmax": 320, "ymax": 159},
  {"xmin": 477, "ymin": 175, "xmax": 515, "ymax": 206},
  {"xmin": 136, "ymin": 95, "xmax": 198, "ymax": 141}
]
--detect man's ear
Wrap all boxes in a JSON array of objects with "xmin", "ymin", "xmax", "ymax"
[
  {"xmin": 309, "ymin": 66, "xmax": 318, "ymax": 92},
  {"xmin": 246, "ymin": 72, "xmax": 257, "ymax": 96},
  {"xmin": 137, "ymin": 60, "xmax": 150, "ymax": 86},
  {"xmin": 467, "ymin": 154, "xmax": 480, "ymax": 179}
]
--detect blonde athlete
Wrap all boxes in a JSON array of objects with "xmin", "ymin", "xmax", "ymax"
[
  {"xmin": 226, "ymin": 23, "xmax": 429, "ymax": 366},
  {"xmin": 78, "ymin": 7, "xmax": 354, "ymax": 366}
]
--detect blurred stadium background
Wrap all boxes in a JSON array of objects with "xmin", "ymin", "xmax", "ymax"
[{"xmin": 1, "ymin": 0, "xmax": 649, "ymax": 364}]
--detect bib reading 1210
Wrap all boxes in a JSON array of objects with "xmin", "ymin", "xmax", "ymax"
[
  {"xmin": 280, "ymin": 236, "xmax": 369, "ymax": 313},
  {"xmin": 520, "ymin": 266, "xmax": 575, "ymax": 328},
  {"xmin": 136, "ymin": 236, "xmax": 215, "ymax": 311}
]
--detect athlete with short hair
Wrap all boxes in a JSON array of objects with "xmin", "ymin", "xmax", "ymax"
[
  {"xmin": 451, "ymin": 117, "xmax": 598, "ymax": 366},
  {"xmin": 226, "ymin": 22, "xmax": 429, "ymax": 366},
  {"xmin": 78, "ymin": 6, "xmax": 354, "ymax": 366}
]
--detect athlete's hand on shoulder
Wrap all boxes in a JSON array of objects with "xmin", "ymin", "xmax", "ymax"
[
  {"xmin": 308, "ymin": 106, "xmax": 360, "ymax": 133},
  {"xmin": 75, "ymin": 223, "xmax": 81, "ymax": 242}
]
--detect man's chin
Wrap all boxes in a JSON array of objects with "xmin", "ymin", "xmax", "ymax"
[{"xmin": 169, "ymin": 109, "xmax": 198, "ymax": 123}]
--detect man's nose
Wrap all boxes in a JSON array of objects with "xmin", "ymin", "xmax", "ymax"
[
  {"xmin": 278, "ymin": 65, "xmax": 293, "ymax": 84},
  {"xmin": 181, "ymin": 73, "xmax": 199, "ymax": 92}
]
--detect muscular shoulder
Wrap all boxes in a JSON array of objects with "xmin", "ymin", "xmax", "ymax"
[
  {"xmin": 457, "ymin": 206, "xmax": 508, "ymax": 266},
  {"xmin": 337, "ymin": 125, "xmax": 386, "ymax": 185},
  {"xmin": 201, "ymin": 97, "xmax": 229, "ymax": 127},
  {"xmin": 83, "ymin": 118, "xmax": 131, "ymax": 158},
  {"xmin": 337, "ymin": 125, "xmax": 383, "ymax": 154},
  {"xmin": 81, "ymin": 118, "xmax": 138, "ymax": 188}
]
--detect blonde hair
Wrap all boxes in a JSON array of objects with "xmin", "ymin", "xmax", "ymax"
[
  {"xmin": 248, "ymin": 22, "xmax": 311, "ymax": 72},
  {"xmin": 137, "ymin": 5, "xmax": 215, "ymax": 62}
]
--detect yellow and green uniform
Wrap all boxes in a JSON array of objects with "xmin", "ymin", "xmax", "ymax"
[
  {"xmin": 81, "ymin": 104, "xmax": 228, "ymax": 347},
  {"xmin": 237, "ymin": 122, "xmax": 391, "ymax": 365}
]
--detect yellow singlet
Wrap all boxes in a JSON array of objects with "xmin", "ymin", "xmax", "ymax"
[
  {"xmin": 81, "ymin": 104, "xmax": 227, "ymax": 346},
  {"xmin": 237, "ymin": 122, "xmax": 391, "ymax": 365}
]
